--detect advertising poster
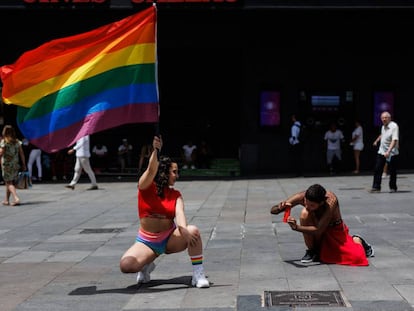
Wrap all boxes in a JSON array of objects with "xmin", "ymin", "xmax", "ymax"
[
  {"xmin": 260, "ymin": 91, "xmax": 280, "ymax": 127},
  {"xmin": 374, "ymin": 92, "xmax": 394, "ymax": 127}
]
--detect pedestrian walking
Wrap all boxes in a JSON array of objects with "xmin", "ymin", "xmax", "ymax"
[
  {"xmin": 370, "ymin": 111, "xmax": 399, "ymax": 193},
  {"xmin": 0, "ymin": 125, "xmax": 26, "ymax": 206},
  {"xmin": 65, "ymin": 135, "xmax": 98, "ymax": 190}
]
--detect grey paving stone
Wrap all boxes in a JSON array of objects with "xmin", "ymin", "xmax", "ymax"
[{"xmin": 0, "ymin": 174, "xmax": 413, "ymax": 310}]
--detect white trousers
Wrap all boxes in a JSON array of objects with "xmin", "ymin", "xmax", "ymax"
[
  {"xmin": 69, "ymin": 157, "xmax": 97, "ymax": 186},
  {"xmin": 28, "ymin": 149, "xmax": 42, "ymax": 178}
]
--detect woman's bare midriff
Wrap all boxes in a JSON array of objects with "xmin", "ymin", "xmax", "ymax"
[{"xmin": 140, "ymin": 217, "xmax": 175, "ymax": 233}]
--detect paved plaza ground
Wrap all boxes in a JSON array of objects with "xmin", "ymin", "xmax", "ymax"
[{"xmin": 0, "ymin": 173, "xmax": 413, "ymax": 311}]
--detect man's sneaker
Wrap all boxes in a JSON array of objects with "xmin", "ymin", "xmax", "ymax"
[
  {"xmin": 136, "ymin": 262, "xmax": 155, "ymax": 284},
  {"xmin": 191, "ymin": 269, "xmax": 210, "ymax": 288},
  {"xmin": 301, "ymin": 249, "xmax": 317, "ymax": 263},
  {"xmin": 353, "ymin": 235, "xmax": 375, "ymax": 258},
  {"xmin": 389, "ymin": 188, "xmax": 397, "ymax": 193},
  {"xmin": 369, "ymin": 188, "xmax": 381, "ymax": 193}
]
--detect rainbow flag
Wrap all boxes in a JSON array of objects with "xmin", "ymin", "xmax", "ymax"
[{"xmin": 0, "ymin": 6, "xmax": 158, "ymax": 153}]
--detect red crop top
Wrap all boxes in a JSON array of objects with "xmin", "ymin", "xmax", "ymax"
[{"xmin": 138, "ymin": 182, "xmax": 181, "ymax": 219}]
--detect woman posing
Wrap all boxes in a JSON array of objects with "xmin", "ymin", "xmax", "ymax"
[{"xmin": 120, "ymin": 136, "xmax": 210, "ymax": 288}]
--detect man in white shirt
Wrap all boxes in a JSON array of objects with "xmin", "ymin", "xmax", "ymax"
[
  {"xmin": 371, "ymin": 111, "xmax": 399, "ymax": 193},
  {"xmin": 182, "ymin": 140, "xmax": 197, "ymax": 169},
  {"xmin": 324, "ymin": 122, "xmax": 344, "ymax": 174},
  {"xmin": 65, "ymin": 135, "xmax": 98, "ymax": 190}
]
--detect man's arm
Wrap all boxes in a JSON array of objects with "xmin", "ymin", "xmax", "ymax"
[
  {"xmin": 271, "ymin": 191, "xmax": 305, "ymax": 214},
  {"xmin": 373, "ymin": 134, "xmax": 381, "ymax": 147}
]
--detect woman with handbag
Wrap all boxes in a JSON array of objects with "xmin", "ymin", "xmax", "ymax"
[{"xmin": 0, "ymin": 125, "xmax": 26, "ymax": 206}]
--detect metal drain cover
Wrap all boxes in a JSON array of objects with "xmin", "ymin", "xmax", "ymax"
[
  {"xmin": 80, "ymin": 228, "xmax": 123, "ymax": 234},
  {"xmin": 264, "ymin": 290, "xmax": 346, "ymax": 307}
]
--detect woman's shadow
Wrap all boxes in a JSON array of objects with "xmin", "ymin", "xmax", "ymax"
[{"xmin": 69, "ymin": 276, "xmax": 201, "ymax": 295}]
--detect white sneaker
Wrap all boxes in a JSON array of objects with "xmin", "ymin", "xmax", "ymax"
[
  {"xmin": 191, "ymin": 269, "xmax": 210, "ymax": 288},
  {"xmin": 136, "ymin": 262, "xmax": 155, "ymax": 284}
]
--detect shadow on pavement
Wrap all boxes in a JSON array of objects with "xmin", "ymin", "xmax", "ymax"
[{"xmin": 69, "ymin": 276, "xmax": 192, "ymax": 295}]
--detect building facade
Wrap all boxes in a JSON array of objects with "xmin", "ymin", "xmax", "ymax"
[{"xmin": 1, "ymin": 0, "xmax": 413, "ymax": 175}]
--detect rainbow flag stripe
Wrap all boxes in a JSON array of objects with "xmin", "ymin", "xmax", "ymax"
[
  {"xmin": 0, "ymin": 6, "xmax": 158, "ymax": 152},
  {"xmin": 191, "ymin": 256, "xmax": 203, "ymax": 265}
]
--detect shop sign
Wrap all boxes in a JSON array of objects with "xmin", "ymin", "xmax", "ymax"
[
  {"xmin": 23, "ymin": 0, "xmax": 108, "ymax": 3},
  {"xmin": 1, "ymin": 0, "xmax": 414, "ymax": 7},
  {"xmin": 0, "ymin": 0, "xmax": 240, "ymax": 7}
]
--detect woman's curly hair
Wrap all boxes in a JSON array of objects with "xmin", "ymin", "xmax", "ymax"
[
  {"xmin": 2, "ymin": 125, "xmax": 18, "ymax": 144},
  {"xmin": 305, "ymin": 184, "xmax": 327, "ymax": 203},
  {"xmin": 155, "ymin": 155, "xmax": 172, "ymax": 198}
]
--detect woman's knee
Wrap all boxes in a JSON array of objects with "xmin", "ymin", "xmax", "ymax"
[
  {"xmin": 187, "ymin": 225, "xmax": 200, "ymax": 235},
  {"xmin": 119, "ymin": 256, "xmax": 139, "ymax": 273}
]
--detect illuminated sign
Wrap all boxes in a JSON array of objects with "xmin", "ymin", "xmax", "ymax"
[
  {"xmin": 245, "ymin": 0, "xmax": 414, "ymax": 7},
  {"xmin": 23, "ymin": 0, "xmax": 107, "ymax": 3},
  {"xmin": 1, "ymin": 0, "xmax": 412, "ymax": 8},
  {"xmin": 17, "ymin": 0, "xmax": 237, "ymax": 4},
  {"xmin": 131, "ymin": 0, "xmax": 237, "ymax": 2},
  {"xmin": 0, "ymin": 0, "xmax": 240, "ymax": 7}
]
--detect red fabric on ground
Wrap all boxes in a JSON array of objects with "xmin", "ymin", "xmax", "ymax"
[{"xmin": 320, "ymin": 222, "xmax": 369, "ymax": 266}]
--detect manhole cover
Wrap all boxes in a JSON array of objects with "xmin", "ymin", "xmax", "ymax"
[
  {"xmin": 80, "ymin": 228, "xmax": 123, "ymax": 234},
  {"xmin": 264, "ymin": 290, "xmax": 346, "ymax": 307}
]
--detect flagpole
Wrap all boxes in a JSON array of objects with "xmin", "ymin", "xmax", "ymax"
[{"xmin": 153, "ymin": 1, "xmax": 161, "ymax": 160}]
